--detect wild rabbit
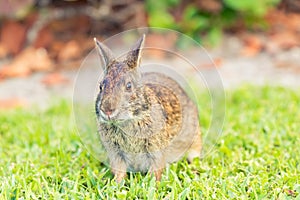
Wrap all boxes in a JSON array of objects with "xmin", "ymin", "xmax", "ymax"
[{"xmin": 94, "ymin": 35, "xmax": 201, "ymax": 182}]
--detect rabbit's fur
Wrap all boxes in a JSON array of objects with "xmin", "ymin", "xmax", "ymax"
[{"xmin": 95, "ymin": 35, "xmax": 201, "ymax": 182}]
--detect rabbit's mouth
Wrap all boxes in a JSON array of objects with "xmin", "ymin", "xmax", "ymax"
[
  {"xmin": 98, "ymin": 109, "xmax": 118, "ymax": 121},
  {"xmin": 98, "ymin": 109, "xmax": 134, "ymax": 125}
]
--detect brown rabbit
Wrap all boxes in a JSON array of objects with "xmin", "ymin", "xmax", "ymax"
[{"xmin": 94, "ymin": 35, "xmax": 201, "ymax": 182}]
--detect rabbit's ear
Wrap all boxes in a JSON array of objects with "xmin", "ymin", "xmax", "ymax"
[
  {"xmin": 94, "ymin": 38, "xmax": 114, "ymax": 69},
  {"xmin": 126, "ymin": 34, "xmax": 145, "ymax": 68}
]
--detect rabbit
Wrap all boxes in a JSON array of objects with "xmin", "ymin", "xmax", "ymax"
[{"xmin": 94, "ymin": 34, "xmax": 202, "ymax": 182}]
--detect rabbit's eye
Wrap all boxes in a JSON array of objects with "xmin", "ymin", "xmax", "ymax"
[
  {"xmin": 100, "ymin": 79, "xmax": 108, "ymax": 93},
  {"xmin": 126, "ymin": 82, "xmax": 132, "ymax": 91}
]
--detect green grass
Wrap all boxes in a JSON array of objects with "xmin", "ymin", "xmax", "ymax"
[{"xmin": 0, "ymin": 86, "xmax": 300, "ymax": 199}]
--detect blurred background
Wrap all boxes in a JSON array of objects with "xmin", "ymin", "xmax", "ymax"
[{"xmin": 0, "ymin": 0, "xmax": 299, "ymax": 109}]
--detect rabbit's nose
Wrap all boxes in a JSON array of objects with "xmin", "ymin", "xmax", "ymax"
[
  {"xmin": 105, "ymin": 110, "xmax": 112, "ymax": 117},
  {"xmin": 104, "ymin": 108, "xmax": 114, "ymax": 120},
  {"xmin": 102, "ymin": 107, "xmax": 113, "ymax": 114},
  {"xmin": 101, "ymin": 103, "xmax": 115, "ymax": 119}
]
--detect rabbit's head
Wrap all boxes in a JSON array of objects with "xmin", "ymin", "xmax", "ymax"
[{"xmin": 95, "ymin": 35, "xmax": 147, "ymax": 123}]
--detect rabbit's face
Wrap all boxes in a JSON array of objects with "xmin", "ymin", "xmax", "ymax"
[
  {"xmin": 96, "ymin": 62, "xmax": 142, "ymax": 122},
  {"xmin": 95, "ymin": 35, "xmax": 146, "ymax": 123}
]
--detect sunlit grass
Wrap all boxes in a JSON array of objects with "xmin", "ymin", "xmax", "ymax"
[{"xmin": 0, "ymin": 86, "xmax": 299, "ymax": 199}]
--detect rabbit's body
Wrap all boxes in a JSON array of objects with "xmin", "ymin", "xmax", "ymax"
[{"xmin": 95, "ymin": 35, "xmax": 201, "ymax": 182}]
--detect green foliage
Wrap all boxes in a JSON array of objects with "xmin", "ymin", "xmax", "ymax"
[
  {"xmin": 145, "ymin": 0, "xmax": 280, "ymax": 45},
  {"xmin": 224, "ymin": 0, "xmax": 280, "ymax": 17},
  {"xmin": 0, "ymin": 86, "xmax": 300, "ymax": 198},
  {"xmin": 146, "ymin": 0, "xmax": 180, "ymax": 29}
]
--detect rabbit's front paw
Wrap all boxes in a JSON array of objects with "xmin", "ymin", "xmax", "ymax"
[{"xmin": 110, "ymin": 157, "xmax": 127, "ymax": 183}]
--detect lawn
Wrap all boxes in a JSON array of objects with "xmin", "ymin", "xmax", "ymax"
[{"xmin": 0, "ymin": 86, "xmax": 299, "ymax": 199}]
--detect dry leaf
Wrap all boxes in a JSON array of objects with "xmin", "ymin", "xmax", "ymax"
[
  {"xmin": 0, "ymin": 47, "xmax": 53, "ymax": 78},
  {"xmin": 198, "ymin": 58, "xmax": 223, "ymax": 69},
  {"xmin": 145, "ymin": 33, "xmax": 177, "ymax": 51},
  {"xmin": 265, "ymin": 10, "xmax": 300, "ymax": 50},
  {"xmin": 270, "ymin": 31, "xmax": 299, "ymax": 50},
  {"xmin": 195, "ymin": 0, "xmax": 222, "ymax": 13},
  {"xmin": 0, "ymin": 20, "xmax": 27, "ymax": 55},
  {"xmin": 0, "ymin": 43, "xmax": 8, "ymax": 58},
  {"xmin": 241, "ymin": 35, "xmax": 263, "ymax": 57},
  {"xmin": 144, "ymin": 33, "xmax": 178, "ymax": 59},
  {"xmin": 30, "ymin": 48, "xmax": 53, "ymax": 71},
  {"xmin": 0, "ymin": 98, "xmax": 26, "ymax": 110},
  {"xmin": 0, "ymin": 63, "xmax": 31, "ymax": 77},
  {"xmin": 58, "ymin": 40, "xmax": 81, "ymax": 62},
  {"xmin": 34, "ymin": 26, "xmax": 54, "ymax": 49},
  {"xmin": 41, "ymin": 72, "xmax": 69, "ymax": 86}
]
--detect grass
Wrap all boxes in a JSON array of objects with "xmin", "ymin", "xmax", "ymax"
[{"xmin": 0, "ymin": 85, "xmax": 300, "ymax": 199}]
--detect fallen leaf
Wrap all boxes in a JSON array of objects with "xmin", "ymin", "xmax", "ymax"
[
  {"xmin": 0, "ymin": 98, "xmax": 26, "ymax": 110},
  {"xmin": 213, "ymin": 58, "xmax": 223, "ymax": 67},
  {"xmin": 41, "ymin": 72, "xmax": 69, "ymax": 86},
  {"xmin": 49, "ymin": 40, "xmax": 65, "ymax": 59},
  {"xmin": 72, "ymin": 34, "xmax": 95, "ymax": 54},
  {"xmin": 33, "ymin": 26, "xmax": 54, "ymax": 49},
  {"xmin": 145, "ymin": 33, "xmax": 177, "ymax": 49},
  {"xmin": 265, "ymin": 9, "xmax": 300, "ymax": 50},
  {"xmin": 31, "ymin": 48, "xmax": 54, "ymax": 71},
  {"xmin": 275, "ymin": 61, "xmax": 300, "ymax": 73},
  {"xmin": 143, "ymin": 48, "xmax": 166, "ymax": 59},
  {"xmin": 24, "ymin": 11, "xmax": 39, "ymax": 28},
  {"xmin": 241, "ymin": 34, "xmax": 263, "ymax": 57},
  {"xmin": 58, "ymin": 59, "xmax": 82, "ymax": 70},
  {"xmin": 143, "ymin": 33, "xmax": 178, "ymax": 59},
  {"xmin": 264, "ymin": 40, "xmax": 281, "ymax": 54},
  {"xmin": 266, "ymin": 9, "xmax": 300, "ymax": 33},
  {"xmin": 58, "ymin": 40, "xmax": 81, "ymax": 62},
  {"xmin": 48, "ymin": 14, "xmax": 91, "ymax": 34},
  {"xmin": 0, "ymin": 20, "xmax": 27, "ymax": 55},
  {"xmin": 270, "ymin": 31, "xmax": 299, "ymax": 50},
  {"xmin": 195, "ymin": 0, "xmax": 222, "ymax": 13},
  {"xmin": 0, "ymin": 43, "xmax": 8, "ymax": 58},
  {"xmin": 0, "ymin": 63, "xmax": 31, "ymax": 77},
  {"xmin": 0, "ymin": 47, "xmax": 53, "ymax": 78},
  {"xmin": 198, "ymin": 57, "xmax": 223, "ymax": 69}
]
